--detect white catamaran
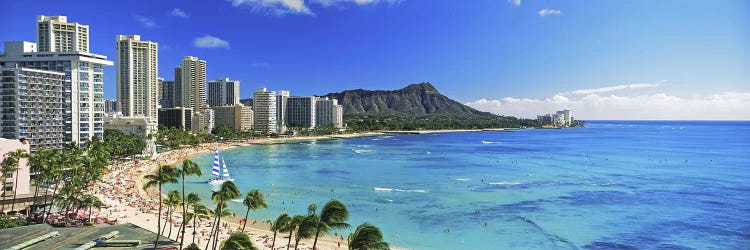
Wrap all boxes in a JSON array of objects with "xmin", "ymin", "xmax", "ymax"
[{"xmin": 208, "ymin": 148, "xmax": 233, "ymax": 186}]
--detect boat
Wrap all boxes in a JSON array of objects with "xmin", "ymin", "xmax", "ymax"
[{"xmin": 207, "ymin": 148, "xmax": 233, "ymax": 185}]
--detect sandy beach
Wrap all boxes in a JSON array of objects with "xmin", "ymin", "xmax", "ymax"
[{"xmin": 92, "ymin": 132, "xmax": 386, "ymax": 250}]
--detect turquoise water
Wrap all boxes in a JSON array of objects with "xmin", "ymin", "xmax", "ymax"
[{"xmin": 169, "ymin": 121, "xmax": 750, "ymax": 249}]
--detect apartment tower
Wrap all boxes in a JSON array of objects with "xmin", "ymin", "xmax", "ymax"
[
  {"xmin": 253, "ymin": 88, "xmax": 277, "ymax": 133},
  {"xmin": 36, "ymin": 15, "xmax": 89, "ymax": 53},
  {"xmin": 179, "ymin": 56, "xmax": 206, "ymax": 109},
  {"xmin": 207, "ymin": 77, "xmax": 240, "ymax": 107},
  {"xmin": 116, "ymin": 35, "xmax": 158, "ymax": 121}
]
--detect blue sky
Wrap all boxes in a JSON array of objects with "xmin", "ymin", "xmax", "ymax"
[{"xmin": 1, "ymin": 0, "xmax": 748, "ymax": 119}]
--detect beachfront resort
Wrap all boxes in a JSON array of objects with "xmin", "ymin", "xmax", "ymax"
[{"xmin": 0, "ymin": 14, "xmax": 387, "ymax": 250}]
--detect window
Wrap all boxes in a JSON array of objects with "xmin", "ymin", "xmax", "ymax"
[{"xmin": 4, "ymin": 173, "xmax": 12, "ymax": 178}]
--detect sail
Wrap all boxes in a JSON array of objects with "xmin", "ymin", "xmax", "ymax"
[
  {"xmin": 222, "ymin": 158, "xmax": 230, "ymax": 179},
  {"xmin": 211, "ymin": 148, "xmax": 221, "ymax": 178}
]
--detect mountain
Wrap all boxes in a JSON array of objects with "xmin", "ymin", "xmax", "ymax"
[{"xmin": 322, "ymin": 82, "xmax": 495, "ymax": 117}]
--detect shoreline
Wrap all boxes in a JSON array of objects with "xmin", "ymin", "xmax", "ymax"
[{"xmin": 94, "ymin": 132, "xmax": 395, "ymax": 250}]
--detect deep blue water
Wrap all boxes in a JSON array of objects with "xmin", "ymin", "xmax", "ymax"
[{"xmin": 170, "ymin": 121, "xmax": 750, "ymax": 249}]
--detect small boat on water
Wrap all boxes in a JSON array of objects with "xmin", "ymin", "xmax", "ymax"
[{"xmin": 208, "ymin": 148, "xmax": 233, "ymax": 186}]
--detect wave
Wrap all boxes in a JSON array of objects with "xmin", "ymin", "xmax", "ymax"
[
  {"xmin": 371, "ymin": 138, "xmax": 382, "ymax": 141},
  {"xmin": 380, "ymin": 135, "xmax": 395, "ymax": 139},
  {"xmin": 481, "ymin": 140, "xmax": 499, "ymax": 144},
  {"xmin": 374, "ymin": 187, "xmax": 427, "ymax": 193},
  {"xmin": 455, "ymin": 178, "xmax": 471, "ymax": 182},
  {"xmin": 352, "ymin": 149, "xmax": 374, "ymax": 154},
  {"xmin": 489, "ymin": 181, "xmax": 523, "ymax": 186}
]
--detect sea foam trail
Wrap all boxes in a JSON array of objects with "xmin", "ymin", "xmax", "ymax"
[
  {"xmin": 456, "ymin": 178, "xmax": 472, "ymax": 182},
  {"xmin": 374, "ymin": 187, "xmax": 428, "ymax": 193},
  {"xmin": 482, "ymin": 140, "xmax": 499, "ymax": 144},
  {"xmin": 489, "ymin": 182, "xmax": 523, "ymax": 186},
  {"xmin": 352, "ymin": 149, "xmax": 374, "ymax": 154}
]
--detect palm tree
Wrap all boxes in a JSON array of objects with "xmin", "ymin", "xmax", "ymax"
[
  {"xmin": 190, "ymin": 203, "xmax": 212, "ymax": 245},
  {"xmin": 1, "ymin": 151, "xmax": 20, "ymax": 213},
  {"xmin": 209, "ymin": 181, "xmax": 241, "ymax": 250},
  {"xmin": 142, "ymin": 164, "xmax": 179, "ymax": 248},
  {"xmin": 163, "ymin": 190, "xmax": 182, "ymax": 239},
  {"xmin": 206, "ymin": 204, "xmax": 232, "ymax": 250},
  {"xmin": 28, "ymin": 149, "xmax": 54, "ymax": 220},
  {"xmin": 285, "ymin": 215, "xmax": 304, "ymax": 250},
  {"xmin": 81, "ymin": 194, "xmax": 102, "ymax": 225},
  {"xmin": 241, "ymin": 189, "xmax": 268, "ymax": 232},
  {"xmin": 178, "ymin": 192, "xmax": 201, "ymax": 244},
  {"xmin": 221, "ymin": 232, "xmax": 259, "ymax": 250},
  {"xmin": 348, "ymin": 223, "xmax": 390, "ymax": 250},
  {"xmin": 270, "ymin": 213, "xmax": 291, "ymax": 249},
  {"xmin": 42, "ymin": 150, "xmax": 63, "ymax": 223},
  {"xmin": 7, "ymin": 149, "xmax": 29, "ymax": 213},
  {"xmin": 311, "ymin": 199, "xmax": 350, "ymax": 250},
  {"xmin": 178, "ymin": 159, "xmax": 202, "ymax": 249},
  {"xmin": 294, "ymin": 215, "xmax": 318, "ymax": 250}
]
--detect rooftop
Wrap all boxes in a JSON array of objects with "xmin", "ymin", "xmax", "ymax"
[{"xmin": 0, "ymin": 223, "xmax": 178, "ymax": 250}]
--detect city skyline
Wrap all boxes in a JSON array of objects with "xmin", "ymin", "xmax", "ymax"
[{"xmin": 1, "ymin": 0, "xmax": 748, "ymax": 119}]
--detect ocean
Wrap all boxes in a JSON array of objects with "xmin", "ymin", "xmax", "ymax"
[{"xmin": 169, "ymin": 121, "xmax": 750, "ymax": 249}]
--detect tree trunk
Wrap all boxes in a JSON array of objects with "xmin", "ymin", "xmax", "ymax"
[
  {"xmin": 204, "ymin": 205, "xmax": 220, "ymax": 250},
  {"xmin": 88, "ymin": 205, "xmax": 93, "ymax": 224},
  {"xmin": 272, "ymin": 231, "xmax": 277, "ymax": 249},
  {"xmin": 312, "ymin": 229, "xmax": 321, "ymax": 250},
  {"xmin": 10, "ymin": 167, "xmax": 20, "ymax": 213},
  {"xmin": 180, "ymin": 173, "xmax": 186, "ymax": 250},
  {"xmin": 286, "ymin": 230, "xmax": 293, "ymax": 250},
  {"xmin": 295, "ymin": 237, "xmax": 300, "ymax": 250},
  {"xmin": 1, "ymin": 179, "xmax": 7, "ymax": 212},
  {"xmin": 242, "ymin": 207, "xmax": 250, "ymax": 232},
  {"xmin": 155, "ymin": 183, "xmax": 162, "ymax": 249},
  {"xmin": 192, "ymin": 212, "xmax": 198, "ymax": 245},
  {"xmin": 162, "ymin": 206, "xmax": 171, "ymax": 236},
  {"xmin": 212, "ymin": 200, "xmax": 224, "ymax": 250},
  {"xmin": 43, "ymin": 178, "xmax": 60, "ymax": 223},
  {"xmin": 168, "ymin": 207, "xmax": 174, "ymax": 239},
  {"xmin": 31, "ymin": 176, "xmax": 40, "ymax": 219}
]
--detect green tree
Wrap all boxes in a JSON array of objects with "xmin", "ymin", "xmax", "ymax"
[
  {"xmin": 0, "ymin": 149, "xmax": 25, "ymax": 213},
  {"xmin": 163, "ymin": 190, "xmax": 182, "ymax": 239},
  {"xmin": 293, "ymin": 215, "xmax": 318, "ymax": 250},
  {"xmin": 209, "ymin": 181, "xmax": 241, "ymax": 250},
  {"xmin": 142, "ymin": 165, "xmax": 179, "ymax": 247},
  {"xmin": 241, "ymin": 189, "xmax": 268, "ymax": 232},
  {"xmin": 221, "ymin": 232, "xmax": 258, "ymax": 250},
  {"xmin": 348, "ymin": 223, "xmax": 390, "ymax": 250},
  {"xmin": 185, "ymin": 243, "xmax": 201, "ymax": 250},
  {"xmin": 270, "ymin": 213, "xmax": 291, "ymax": 249},
  {"xmin": 311, "ymin": 199, "xmax": 350, "ymax": 250},
  {"xmin": 178, "ymin": 159, "xmax": 202, "ymax": 249}
]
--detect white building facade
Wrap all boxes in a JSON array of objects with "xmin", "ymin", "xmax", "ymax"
[
  {"xmin": 116, "ymin": 35, "xmax": 158, "ymax": 122},
  {"xmin": 253, "ymin": 88, "xmax": 277, "ymax": 134}
]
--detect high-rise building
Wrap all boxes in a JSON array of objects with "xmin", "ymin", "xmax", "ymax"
[
  {"xmin": 253, "ymin": 88, "xmax": 277, "ymax": 133},
  {"xmin": 179, "ymin": 56, "xmax": 206, "ymax": 109},
  {"xmin": 157, "ymin": 77, "xmax": 163, "ymax": 105},
  {"xmin": 0, "ymin": 65, "xmax": 65, "ymax": 151},
  {"xmin": 104, "ymin": 99, "xmax": 117, "ymax": 113},
  {"xmin": 158, "ymin": 107, "xmax": 193, "ymax": 130},
  {"xmin": 286, "ymin": 96, "xmax": 316, "ymax": 129},
  {"xmin": 333, "ymin": 104, "xmax": 344, "ymax": 129},
  {"xmin": 159, "ymin": 79, "xmax": 175, "ymax": 108},
  {"xmin": 316, "ymin": 97, "xmax": 340, "ymax": 127},
  {"xmin": 116, "ymin": 35, "xmax": 158, "ymax": 121},
  {"xmin": 1, "ymin": 40, "xmax": 113, "ymax": 144},
  {"xmin": 36, "ymin": 15, "xmax": 89, "ymax": 53},
  {"xmin": 207, "ymin": 77, "xmax": 240, "ymax": 107},
  {"xmin": 212, "ymin": 104, "xmax": 253, "ymax": 132},
  {"xmin": 276, "ymin": 90, "xmax": 289, "ymax": 130},
  {"xmin": 192, "ymin": 108, "xmax": 214, "ymax": 134},
  {"xmin": 173, "ymin": 66, "xmax": 183, "ymax": 107}
]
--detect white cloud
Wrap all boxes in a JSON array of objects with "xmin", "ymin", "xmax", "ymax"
[
  {"xmin": 465, "ymin": 83, "xmax": 750, "ymax": 120},
  {"xmin": 171, "ymin": 8, "xmax": 189, "ymax": 18},
  {"xmin": 559, "ymin": 83, "xmax": 661, "ymax": 96},
  {"xmin": 194, "ymin": 35, "xmax": 230, "ymax": 49},
  {"xmin": 230, "ymin": 0, "xmax": 402, "ymax": 15},
  {"xmin": 135, "ymin": 16, "xmax": 156, "ymax": 28},
  {"xmin": 508, "ymin": 0, "xmax": 521, "ymax": 6},
  {"xmin": 538, "ymin": 9, "xmax": 562, "ymax": 16}
]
